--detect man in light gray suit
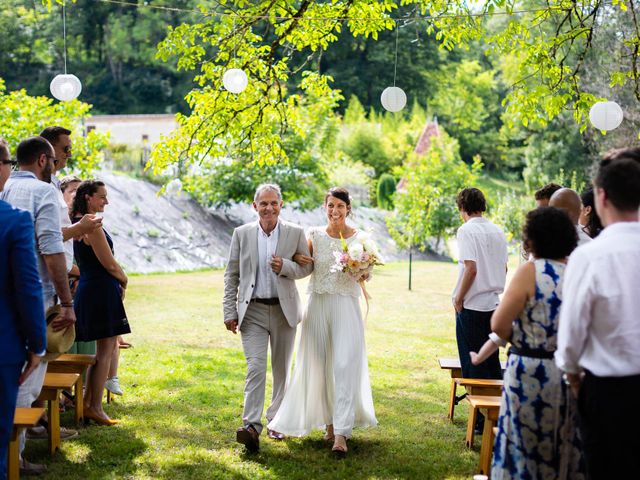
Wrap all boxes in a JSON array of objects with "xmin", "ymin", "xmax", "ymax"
[{"xmin": 223, "ymin": 184, "xmax": 313, "ymax": 452}]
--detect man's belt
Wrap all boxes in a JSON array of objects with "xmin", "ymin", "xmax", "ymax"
[{"xmin": 251, "ymin": 298, "xmax": 280, "ymax": 305}]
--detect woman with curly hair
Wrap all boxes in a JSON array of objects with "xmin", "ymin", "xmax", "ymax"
[
  {"xmin": 72, "ymin": 180, "xmax": 130, "ymax": 426},
  {"xmin": 490, "ymin": 207, "xmax": 585, "ymax": 479}
]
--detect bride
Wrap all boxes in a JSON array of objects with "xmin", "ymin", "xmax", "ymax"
[{"xmin": 267, "ymin": 187, "xmax": 377, "ymax": 457}]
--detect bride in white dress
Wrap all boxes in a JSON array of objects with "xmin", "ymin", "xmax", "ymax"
[{"xmin": 267, "ymin": 187, "xmax": 377, "ymax": 456}]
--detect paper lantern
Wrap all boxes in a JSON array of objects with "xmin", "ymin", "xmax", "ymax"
[
  {"xmin": 165, "ymin": 178, "xmax": 182, "ymax": 196},
  {"xmin": 223, "ymin": 68, "xmax": 248, "ymax": 94},
  {"xmin": 50, "ymin": 74, "xmax": 82, "ymax": 102},
  {"xmin": 589, "ymin": 101, "xmax": 623, "ymax": 131},
  {"xmin": 380, "ymin": 86, "xmax": 407, "ymax": 112}
]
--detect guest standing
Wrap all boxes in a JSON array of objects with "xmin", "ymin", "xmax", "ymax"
[
  {"xmin": 549, "ymin": 188, "xmax": 592, "ymax": 246},
  {"xmin": 453, "ymin": 188, "xmax": 507, "ymax": 382},
  {"xmin": 71, "ymin": 180, "xmax": 130, "ymax": 425},
  {"xmin": 556, "ymin": 148, "xmax": 640, "ymax": 478},
  {"xmin": 0, "ymin": 139, "xmax": 46, "ymax": 480},
  {"xmin": 578, "ymin": 187, "xmax": 603, "ymax": 238},
  {"xmin": 0, "ymin": 136, "xmax": 75, "ymax": 474},
  {"xmin": 491, "ymin": 207, "xmax": 584, "ymax": 479}
]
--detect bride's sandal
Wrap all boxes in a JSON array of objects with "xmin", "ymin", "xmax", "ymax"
[
  {"xmin": 323, "ymin": 425, "xmax": 335, "ymax": 442},
  {"xmin": 332, "ymin": 435, "xmax": 347, "ymax": 459}
]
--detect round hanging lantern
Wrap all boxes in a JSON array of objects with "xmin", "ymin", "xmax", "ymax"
[
  {"xmin": 589, "ymin": 101, "xmax": 623, "ymax": 131},
  {"xmin": 223, "ymin": 68, "xmax": 248, "ymax": 94},
  {"xmin": 165, "ymin": 178, "xmax": 182, "ymax": 196},
  {"xmin": 50, "ymin": 74, "xmax": 82, "ymax": 102},
  {"xmin": 380, "ymin": 86, "xmax": 407, "ymax": 112}
]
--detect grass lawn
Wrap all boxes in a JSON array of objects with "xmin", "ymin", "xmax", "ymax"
[{"xmin": 26, "ymin": 259, "xmax": 512, "ymax": 479}]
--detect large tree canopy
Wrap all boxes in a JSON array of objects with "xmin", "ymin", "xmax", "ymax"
[{"xmin": 144, "ymin": 0, "xmax": 637, "ymax": 174}]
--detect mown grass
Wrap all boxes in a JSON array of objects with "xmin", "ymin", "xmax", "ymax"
[{"xmin": 26, "ymin": 260, "xmax": 509, "ymax": 479}]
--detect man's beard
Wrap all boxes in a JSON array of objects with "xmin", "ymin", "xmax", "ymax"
[{"xmin": 42, "ymin": 163, "xmax": 53, "ymax": 183}]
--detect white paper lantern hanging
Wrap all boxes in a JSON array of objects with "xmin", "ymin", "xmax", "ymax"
[
  {"xmin": 223, "ymin": 68, "xmax": 248, "ymax": 94},
  {"xmin": 50, "ymin": 74, "xmax": 82, "ymax": 102},
  {"xmin": 380, "ymin": 86, "xmax": 407, "ymax": 112},
  {"xmin": 589, "ymin": 101, "xmax": 623, "ymax": 131},
  {"xmin": 165, "ymin": 178, "xmax": 183, "ymax": 196}
]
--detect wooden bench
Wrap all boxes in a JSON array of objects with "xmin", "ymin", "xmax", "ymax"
[
  {"xmin": 438, "ymin": 358, "xmax": 507, "ymax": 421},
  {"xmin": 438, "ymin": 358, "xmax": 463, "ymax": 421},
  {"xmin": 8, "ymin": 408, "xmax": 46, "ymax": 480},
  {"xmin": 458, "ymin": 379, "xmax": 503, "ymax": 447},
  {"xmin": 47, "ymin": 354, "xmax": 96, "ymax": 424},
  {"xmin": 37, "ymin": 373, "xmax": 79, "ymax": 454},
  {"xmin": 467, "ymin": 395, "xmax": 501, "ymax": 475}
]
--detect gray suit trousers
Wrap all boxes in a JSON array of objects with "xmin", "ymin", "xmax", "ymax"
[{"xmin": 240, "ymin": 302, "xmax": 296, "ymax": 434}]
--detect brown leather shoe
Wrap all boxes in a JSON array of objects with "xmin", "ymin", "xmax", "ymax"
[
  {"xmin": 267, "ymin": 429, "xmax": 285, "ymax": 440},
  {"xmin": 236, "ymin": 425, "xmax": 259, "ymax": 452}
]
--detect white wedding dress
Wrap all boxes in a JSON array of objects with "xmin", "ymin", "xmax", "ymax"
[{"xmin": 267, "ymin": 228, "xmax": 377, "ymax": 438}]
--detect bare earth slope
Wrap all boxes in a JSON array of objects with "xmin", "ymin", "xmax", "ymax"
[{"xmin": 99, "ymin": 172, "xmax": 424, "ymax": 273}]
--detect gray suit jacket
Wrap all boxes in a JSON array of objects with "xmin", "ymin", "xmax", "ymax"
[{"xmin": 223, "ymin": 220, "xmax": 313, "ymax": 328}]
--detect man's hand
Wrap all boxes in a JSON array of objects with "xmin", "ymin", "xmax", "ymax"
[
  {"xmin": 19, "ymin": 352, "xmax": 41, "ymax": 385},
  {"xmin": 565, "ymin": 372, "xmax": 582, "ymax": 398},
  {"xmin": 77, "ymin": 214, "xmax": 102, "ymax": 235},
  {"xmin": 453, "ymin": 296, "xmax": 464, "ymax": 313},
  {"xmin": 51, "ymin": 305, "xmax": 76, "ymax": 332},
  {"xmin": 225, "ymin": 319, "xmax": 238, "ymax": 334},
  {"xmin": 270, "ymin": 255, "xmax": 283, "ymax": 274}
]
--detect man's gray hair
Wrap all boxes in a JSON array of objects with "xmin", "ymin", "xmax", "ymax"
[{"xmin": 254, "ymin": 183, "xmax": 282, "ymax": 202}]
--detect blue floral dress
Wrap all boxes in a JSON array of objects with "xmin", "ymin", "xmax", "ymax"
[{"xmin": 492, "ymin": 259, "xmax": 585, "ymax": 479}]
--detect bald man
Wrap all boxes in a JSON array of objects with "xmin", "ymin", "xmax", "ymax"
[{"xmin": 549, "ymin": 188, "xmax": 592, "ymax": 246}]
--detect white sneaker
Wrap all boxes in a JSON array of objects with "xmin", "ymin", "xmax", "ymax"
[{"xmin": 105, "ymin": 376, "xmax": 123, "ymax": 396}]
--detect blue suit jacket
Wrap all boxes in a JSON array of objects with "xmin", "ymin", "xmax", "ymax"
[{"xmin": 0, "ymin": 199, "xmax": 46, "ymax": 365}]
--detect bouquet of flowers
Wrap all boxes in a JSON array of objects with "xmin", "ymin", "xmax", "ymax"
[{"xmin": 330, "ymin": 231, "xmax": 384, "ymax": 283}]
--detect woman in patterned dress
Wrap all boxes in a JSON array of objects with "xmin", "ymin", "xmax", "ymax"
[
  {"xmin": 267, "ymin": 187, "xmax": 377, "ymax": 457},
  {"xmin": 491, "ymin": 207, "xmax": 585, "ymax": 479}
]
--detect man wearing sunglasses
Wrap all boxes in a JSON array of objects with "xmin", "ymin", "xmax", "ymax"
[
  {"xmin": 40, "ymin": 126, "xmax": 102, "ymax": 257},
  {"xmin": 0, "ymin": 136, "xmax": 76, "ymax": 475}
]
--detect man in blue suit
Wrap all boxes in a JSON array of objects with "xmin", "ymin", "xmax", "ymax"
[{"xmin": 0, "ymin": 139, "xmax": 46, "ymax": 480}]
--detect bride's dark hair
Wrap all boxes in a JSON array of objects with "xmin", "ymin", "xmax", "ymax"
[{"xmin": 325, "ymin": 187, "xmax": 352, "ymax": 216}]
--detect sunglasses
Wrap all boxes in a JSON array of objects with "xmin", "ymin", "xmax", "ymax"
[{"xmin": 1, "ymin": 159, "xmax": 18, "ymax": 167}]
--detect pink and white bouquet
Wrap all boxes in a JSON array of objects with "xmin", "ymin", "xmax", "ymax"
[{"xmin": 330, "ymin": 231, "xmax": 384, "ymax": 282}]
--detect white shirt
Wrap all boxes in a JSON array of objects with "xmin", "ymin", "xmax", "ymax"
[
  {"xmin": 575, "ymin": 224, "xmax": 592, "ymax": 246},
  {"xmin": 555, "ymin": 222, "xmax": 640, "ymax": 377},
  {"xmin": 253, "ymin": 222, "xmax": 280, "ymax": 299},
  {"xmin": 52, "ymin": 175, "xmax": 73, "ymax": 272},
  {"xmin": 452, "ymin": 216, "xmax": 508, "ymax": 311}
]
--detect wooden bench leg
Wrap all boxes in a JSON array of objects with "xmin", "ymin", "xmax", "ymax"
[
  {"xmin": 47, "ymin": 397, "xmax": 61, "ymax": 455},
  {"xmin": 465, "ymin": 405, "xmax": 478, "ymax": 448},
  {"xmin": 448, "ymin": 379, "xmax": 457, "ymax": 421},
  {"xmin": 479, "ymin": 408, "xmax": 497, "ymax": 475},
  {"xmin": 75, "ymin": 376, "xmax": 84, "ymax": 424},
  {"xmin": 8, "ymin": 428, "xmax": 21, "ymax": 480}
]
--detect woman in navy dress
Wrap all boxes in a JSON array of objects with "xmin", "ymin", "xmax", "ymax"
[
  {"xmin": 491, "ymin": 207, "xmax": 585, "ymax": 479},
  {"xmin": 72, "ymin": 180, "xmax": 129, "ymax": 425}
]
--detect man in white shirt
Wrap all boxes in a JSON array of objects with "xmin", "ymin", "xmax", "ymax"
[
  {"xmin": 453, "ymin": 187, "xmax": 508, "ymax": 383},
  {"xmin": 549, "ymin": 187, "xmax": 592, "ymax": 246},
  {"xmin": 555, "ymin": 148, "xmax": 640, "ymax": 478}
]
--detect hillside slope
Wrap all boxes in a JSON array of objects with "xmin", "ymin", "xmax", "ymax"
[{"xmin": 99, "ymin": 173, "xmax": 425, "ymax": 273}]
